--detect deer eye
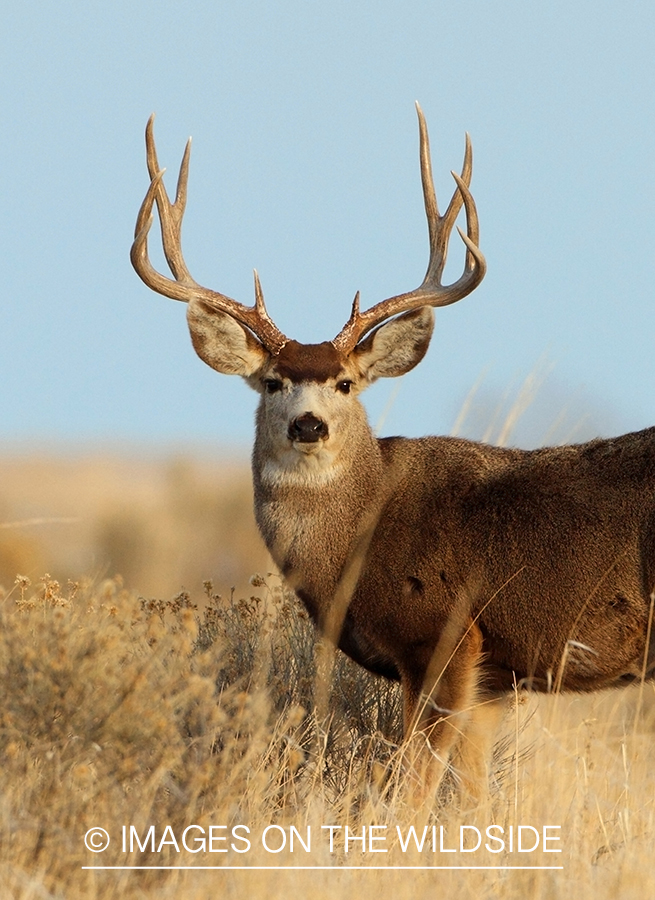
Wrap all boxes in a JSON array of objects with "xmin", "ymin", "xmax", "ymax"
[
  {"xmin": 264, "ymin": 379, "xmax": 283, "ymax": 394},
  {"xmin": 336, "ymin": 380, "xmax": 353, "ymax": 395}
]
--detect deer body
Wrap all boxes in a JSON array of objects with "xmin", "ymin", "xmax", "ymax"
[
  {"xmin": 131, "ymin": 107, "xmax": 655, "ymax": 772},
  {"xmin": 252, "ymin": 373, "xmax": 655, "ymax": 704}
]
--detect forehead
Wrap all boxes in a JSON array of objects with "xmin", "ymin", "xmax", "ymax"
[{"xmin": 273, "ymin": 340, "xmax": 345, "ymax": 383}]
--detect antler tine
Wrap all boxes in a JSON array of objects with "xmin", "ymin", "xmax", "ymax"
[
  {"xmin": 451, "ymin": 169, "xmax": 485, "ymax": 280},
  {"xmin": 131, "ymin": 117, "xmax": 288, "ymax": 355},
  {"xmin": 332, "ymin": 106, "xmax": 486, "ymax": 354},
  {"xmin": 144, "ymin": 114, "xmax": 193, "ymax": 284},
  {"xmin": 420, "ymin": 114, "xmax": 472, "ymax": 287}
]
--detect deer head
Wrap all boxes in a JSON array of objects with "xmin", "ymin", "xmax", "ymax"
[{"xmin": 131, "ymin": 106, "xmax": 486, "ymax": 481}]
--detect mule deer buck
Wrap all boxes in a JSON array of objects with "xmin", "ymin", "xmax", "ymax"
[{"xmin": 131, "ymin": 106, "xmax": 655, "ymax": 783}]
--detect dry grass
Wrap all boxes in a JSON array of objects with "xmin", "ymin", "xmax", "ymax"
[{"xmin": 0, "ymin": 570, "xmax": 653, "ymax": 898}]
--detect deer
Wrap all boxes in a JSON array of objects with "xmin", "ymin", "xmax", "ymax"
[{"xmin": 131, "ymin": 105, "xmax": 655, "ymax": 789}]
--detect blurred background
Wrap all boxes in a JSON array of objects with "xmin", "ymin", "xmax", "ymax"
[{"xmin": 2, "ymin": 1, "xmax": 654, "ymax": 596}]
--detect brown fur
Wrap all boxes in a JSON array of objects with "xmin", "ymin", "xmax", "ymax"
[
  {"xmin": 275, "ymin": 341, "xmax": 345, "ymax": 383},
  {"xmin": 254, "ymin": 416, "xmax": 655, "ymax": 697}
]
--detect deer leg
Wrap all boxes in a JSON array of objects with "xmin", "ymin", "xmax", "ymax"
[
  {"xmin": 401, "ymin": 620, "xmax": 488, "ymax": 800},
  {"xmin": 450, "ymin": 694, "xmax": 505, "ymax": 805}
]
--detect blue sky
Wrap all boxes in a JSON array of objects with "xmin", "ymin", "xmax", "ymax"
[{"xmin": 2, "ymin": 1, "xmax": 655, "ymax": 451}]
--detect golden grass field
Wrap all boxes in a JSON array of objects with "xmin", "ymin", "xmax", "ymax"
[{"xmin": 0, "ymin": 450, "xmax": 654, "ymax": 898}]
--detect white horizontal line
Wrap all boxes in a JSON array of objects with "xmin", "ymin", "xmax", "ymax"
[{"xmin": 82, "ymin": 866, "xmax": 563, "ymax": 871}]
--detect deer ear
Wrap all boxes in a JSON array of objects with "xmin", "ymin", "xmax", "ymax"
[
  {"xmin": 186, "ymin": 297, "xmax": 269, "ymax": 378},
  {"xmin": 352, "ymin": 306, "xmax": 434, "ymax": 381}
]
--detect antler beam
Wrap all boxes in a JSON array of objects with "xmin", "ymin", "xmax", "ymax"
[
  {"xmin": 331, "ymin": 103, "xmax": 486, "ymax": 354},
  {"xmin": 130, "ymin": 115, "xmax": 288, "ymax": 355}
]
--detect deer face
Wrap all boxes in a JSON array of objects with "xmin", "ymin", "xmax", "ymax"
[{"xmin": 186, "ymin": 298, "xmax": 435, "ymax": 482}]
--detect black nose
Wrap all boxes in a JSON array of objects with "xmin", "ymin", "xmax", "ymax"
[{"xmin": 288, "ymin": 413, "xmax": 329, "ymax": 443}]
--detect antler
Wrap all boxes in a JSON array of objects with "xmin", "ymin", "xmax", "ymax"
[
  {"xmin": 130, "ymin": 115, "xmax": 288, "ymax": 354},
  {"xmin": 331, "ymin": 103, "xmax": 487, "ymax": 354}
]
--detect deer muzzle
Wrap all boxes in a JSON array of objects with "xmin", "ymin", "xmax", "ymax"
[{"xmin": 288, "ymin": 413, "xmax": 329, "ymax": 444}]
